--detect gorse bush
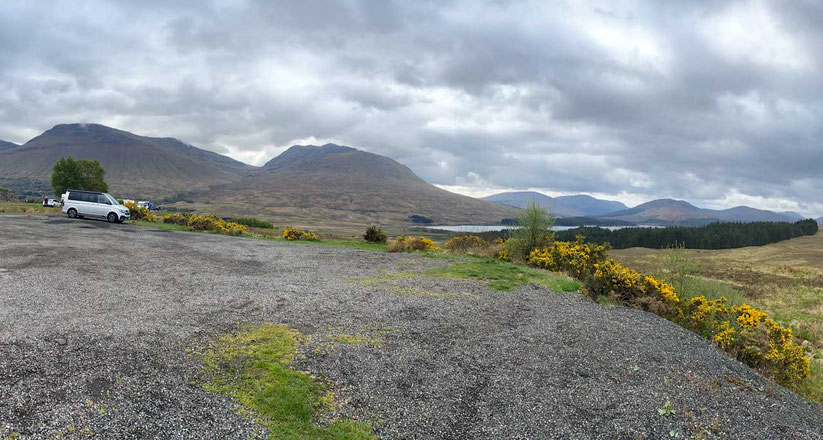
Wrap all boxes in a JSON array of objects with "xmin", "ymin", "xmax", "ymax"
[
  {"xmin": 186, "ymin": 214, "xmax": 247, "ymax": 236},
  {"xmin": 387, "ymin": 236, "xmax": 440, "ymax": 253},
  {"xmin": 363, "ymin": 226, "xmax": 387, "ymax": 243},
  {"xmin": 231, "ymin": 217, "xmax": 274, "ymax": 229},
  {"xmin": 163, "ymin": 213, "xmax": 189, "ymax": 225},
  {"xmin": 124, "ymin": 200, "xmax": 154, "ymax": 222},
  {"xmin": 283, "ymin": 227, "xmax": 318, "ymax": 241},
  {"xmin": 528, "ymin": 235, "xmax": 610, "ymax": 279},
  {"xmin": 524, "ymin": 234, "xmax": 811, "ymax": 387},
  {"xmin": 164, "ymin": 212, "xmax": 246, "ymax": 236}
]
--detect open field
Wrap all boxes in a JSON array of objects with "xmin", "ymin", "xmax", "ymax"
[
  {"xmin": 1, "ymin": 216, "xmax": 821, "ymax": 439},
  {"xmin": 611, "ymin": 232, "xmax": 823, "ymax": 403}
]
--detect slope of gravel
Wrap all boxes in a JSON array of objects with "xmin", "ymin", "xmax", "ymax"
[{"xmin": 0, "ymin": 215, "xmax": 821, "ymax": 439}]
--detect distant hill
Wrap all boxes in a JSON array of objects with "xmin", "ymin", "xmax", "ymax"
[
  {"xmin": 600, "ymin": 199, "xmax": 798, "ymax": 224},
  {"xmin": 818, "ymin": 217, "xmax": 823, "ymax": 225},
  {"xmin": 0, "ymin": 124, "xmax": 253, "ymax": 198},
  {"xmin": 194, "ymin": 144, "xmax": 518, "ymax": 227},
  {"xmin": 778, "ymin": 211, "xmax": 805, "ymax": 221},
  {"xmin": 0, "ymin": 140, "xmax": 18, "ymax": 151},
  {"xmin": 484, "ymin": 191, "xmax": 627, "ymax": 217}
]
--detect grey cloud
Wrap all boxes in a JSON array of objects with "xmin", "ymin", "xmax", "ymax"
[{"xmin": 0, "ymin": 0, "xmax": 821, "ymax": 215}]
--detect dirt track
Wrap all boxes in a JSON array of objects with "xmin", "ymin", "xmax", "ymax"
[{"xmin": 1, "ymin": 216, "xmax": 821, "ymax": 439}]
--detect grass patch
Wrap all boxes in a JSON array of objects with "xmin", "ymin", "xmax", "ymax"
[
  {"xmin": 0, "ymin": 201, "xmax": 61, "ymax": 215},
  {"xmin": 197, "ymin": 324, "xmax": 375, "ymax": 440},
  {"xmin": 130, "ymin": 219, "xmax": 190, "ymax": 232},
  {"xmin": 248, "ymin": 229, "xmax": 388, "ymax": 252},
  {"xmin": 428, "ymin": 257, "xmax": 581, "ymax": 292}
]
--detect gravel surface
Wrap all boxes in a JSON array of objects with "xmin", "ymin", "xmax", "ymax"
[{"xmin": 0, "ymin": 215, "xmax": 821, "ymax": 439}]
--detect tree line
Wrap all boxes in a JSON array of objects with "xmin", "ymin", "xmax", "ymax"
[{"xmin": 553, "ymin": 220, "xmax": 819, "ymax": 249}]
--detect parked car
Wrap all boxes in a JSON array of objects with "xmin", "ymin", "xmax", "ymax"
[
  {"xmin": 136, "ymin": 201, "xmax": 158, "ymax": 211},
  {"xmin": 61, "ymin": 189, "xmax": 131, "ymax": 223},
  {"xmin": 42, "ymin": 196, "xmax": 58, "ymax": 207}
]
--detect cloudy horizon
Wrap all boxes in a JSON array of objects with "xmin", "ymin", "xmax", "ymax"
[{"xmin": 1, "ymin": 1, "xmax": 821, "ymax": 216}]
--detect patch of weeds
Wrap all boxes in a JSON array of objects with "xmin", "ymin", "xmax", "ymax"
[
  {"xmin": 658, "ymin": 399, "xmax": 676, "ymax": 416},
  {"xmin": 427, "ymin": 258, "xmax": 581, "ymax": 292},
  {"xmin": 309, "ymin": 326, "xmax": 393, "ymax": 356},
  {"xmin": 195, "ymin": 323, "xmax": 375, "ymax": 440}
]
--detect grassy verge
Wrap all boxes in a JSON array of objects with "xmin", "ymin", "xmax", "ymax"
[
  {"xmin": 0, "ymin": 201, "xmax": 62, "ymax": 215},
  {"xmin": 611, "ymin": 233, "xmax": 823, "ymax": 403},
  {"xmin": 196, "ymin": 324, "xmax": 375, "ymax": 440},
  {"xmin": 428, "ymin": 256, "xmax": 581, "ymax": 292}
]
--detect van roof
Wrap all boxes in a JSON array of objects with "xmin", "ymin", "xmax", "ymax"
[{"xmin": 67, "ymin": 189, "xmax": 104, "ymax": 195}]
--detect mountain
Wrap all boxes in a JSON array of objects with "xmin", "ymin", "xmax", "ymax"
[
  {"xmin": 483, "ymin": 191, "xmax": 627, "ymax": 217},
  {"xmin": 0, "ymin": 123, "xmax": 253, "ymax": 198},
  {"xmin": 194, "ymin": 144, "xmax": 518, "ymax": 227},
  {"xmin": 0, "ymin": 140, "xmax": 18, "ymax": 151},
  {"xmin": 553, "ymin": 194, "xmax": 628, "ymax": 216},
  {"xmin": 818, "ymin": 217, "xmax": 823, "ymax": 225},
  {"xmin": 778, "ymin": 211, "xmax": 805, "ymax": 221},
  {"xmin": 600, "ymin": 199, "xmax": 798, "ymax": 224}
]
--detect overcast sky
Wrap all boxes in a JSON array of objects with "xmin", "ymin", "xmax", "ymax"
[{"xmin": 1, "ymin": 1, "xmax": 821, "ymax": 215}]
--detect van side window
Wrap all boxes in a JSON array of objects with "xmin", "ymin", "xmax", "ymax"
[
  {"xmin": 68, "ymin": 192, "xmax": 79, "ymax": 201},
  {"xmin": 98, "ymin": 194, "xmax": 111, "ymax": 204}
]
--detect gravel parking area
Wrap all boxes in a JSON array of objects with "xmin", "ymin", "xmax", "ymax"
[{"xmin": 1, "ymin": 215, "xmax": 821, "ymax": 439}]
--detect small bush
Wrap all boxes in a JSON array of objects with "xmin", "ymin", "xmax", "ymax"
[
  {"xmin": 124, "ymin": 200, "xmax": 154, "ymax": 222},
  {"xmin": 505, "ymin": 201, "xmax": 554, "ymax": 261},
  {"xmin": 387, "ymin": 236, "xmax": 440, "ymax": 252},
  {"xmin": 283, "ymin": 227, "xmax": 318, "ymax": 241},
  {"xmin": 184, "ymin": 214, "xmax": 247, "ymax": 236},
  {"xmin": 163, "ymin": 213, "xmax": 190, "ymax": 225},
  {"xmin": 231, "ymin": 217, "xmax": 274, "ymax": 229},
  {"xmin": 527, "ymin": 235, "xmax": 610, "ymax": 279},
  {"xmin": 363, "ymin": 226, "xmax": 387, "ymax": 243},
  {"xmin": 444, "ymin": 235, "xmax": 488, "ymax": 253}
]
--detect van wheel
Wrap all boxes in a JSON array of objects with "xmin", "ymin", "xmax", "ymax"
[
  {"xmin": 67, "ymin": 208, "xmax": 78, "ymax": 219},
  {"xmin": 107, "ymin": 212, "xmax": 118, "ymax": 223}
]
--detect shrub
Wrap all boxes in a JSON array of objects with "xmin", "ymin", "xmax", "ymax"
[
  {"xmin": 525, "ymin": 234, "xmax": 811, "ymax": 387},
  {"xmin": 505, "ymin": 201, "xmax": 555, "ymax": 261},
  {"xmin": 282, "ymin": 227, "xmax": 318, "ymax": 241},
  {"xmin": 444, "ymin": 235, "xmax": 488, "ymax": 253},
  {"xmin": 163, "ymin": 213, "xmax": 190, "ymax": 225},
  {"xmin": 387, "ymin": 236, "xmax": 440, "ymax": 252},
  {"xmin": 363, "ymin": 226, "xmax": 387, "ymax": 243},
  {"xmin": 231, "ymin": 217, "xmax": 274, "ymax": 229},
  {"xmin": 528, "ymin": 235, "xmax": 610, "ymax": 279},
  {"xmin": 184, "ymin": 214, "xmax": 247, "ymax": 236},
  {"xmin": 222, "ymin": 222, "xmax": 247, "ymax": 236},
  {"xmin": 124, "ymin": 200, "xmax": 154, "ymax": 222}
]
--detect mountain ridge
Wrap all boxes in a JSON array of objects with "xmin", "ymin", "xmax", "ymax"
[
  {"xmin": 0, "ymin": 123, "xmax": 253, "ymax": 198},
  {"xmin": 600, "ymin": 199, "xmax": 799, "ymax": 224},
  {"xmin": 195, "ymin": 143, "xmax": 518, "ymax": 226},
  {"xmin": 483, "ymin": 191, "xmax": 627, "ymax": 217},
  {"xmin": 0, "ymin": 139, "xmax": 18, "ymax": 151}
]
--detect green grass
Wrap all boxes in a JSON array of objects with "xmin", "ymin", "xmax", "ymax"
[
  {"xmin": 197, "ymin": 324, "xmax": 375, "ymax": 440},
  {"xmin": 130, "ymin": 219, "xmax": 190, "ymax": 232},
  {"xmin": 131, "ymin": 220, "xmax": 388, "ymax": 251},
  {"xmin": 428, "ymin": 257, "xmax": 581, "ymax": 292}
]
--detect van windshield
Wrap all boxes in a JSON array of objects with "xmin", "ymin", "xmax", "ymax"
[{"xmin": 104, "ymin": 194, "xmax": 119, "ymax": 205}]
